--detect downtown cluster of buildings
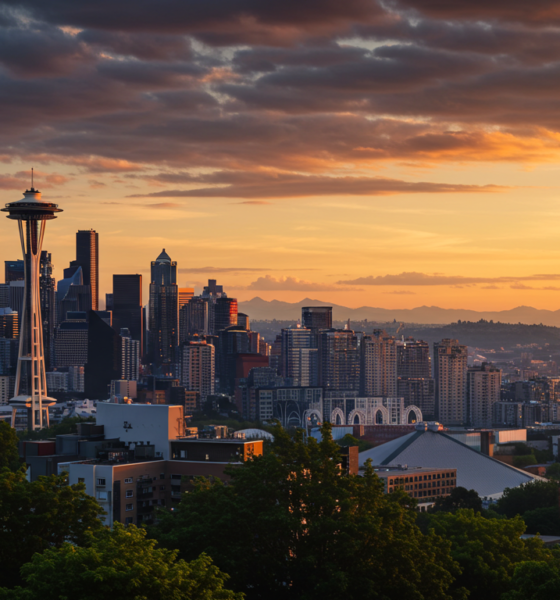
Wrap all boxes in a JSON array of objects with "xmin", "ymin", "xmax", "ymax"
[{"xmin": 0, "ymin": 232, "xmax": 503, "ymax": 431}]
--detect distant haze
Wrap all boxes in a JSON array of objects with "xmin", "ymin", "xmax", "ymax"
[{"xmin": 239, "ymin": 297, "xmax": 560, "ymax": 327}]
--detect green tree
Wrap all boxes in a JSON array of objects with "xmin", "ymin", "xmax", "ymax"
[
  {"xmin": 496, "ymin": 481, "xmax": 559, "ymax": 518},
  {"xmin": 336, "ymin": 433, "xmax": 372, "ymax": 452},
  {"xmin": 0, "ymin": 469, "xmax": 104, "ymax": 588},
  {"xmin": 0, "ymin": 524, "xmax": 242, "ymax": 600},
  {"xmin": 151, "ymin": 423, "xmax": 463, "ymax": 600},
  {"xmin": 501, "ymin": 561, "xmax": 560, "ymax": 600},
  {"xmin": 0, "ymin": 422, "xmax": 20, "ymax": 471},
  {"xmin": 428, "ymin": 509, "xmax": 560, "ymax": 600},
  {"xmin": 17, "ymin": 416, "xmax": 94, "ymax": 441},
  {"xmin": 431, "ymin": 487, "xmax": 483, "ymax": 513},
  {"xmin": 523, "ymin": 507, "xmax": 560, "ymax": 536},
  {"xmin": 546, "ymin": 463, "xmax": 560, "ymax": 481}
]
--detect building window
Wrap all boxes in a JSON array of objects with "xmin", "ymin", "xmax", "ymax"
[
  {"xmin": 126, "ymin": 490, "xmax": 134, "ymax": 498},
  {"xmin": 78, "ymin": 478, "xmax": 85, "ymax": 484},
  {"xmin": 97, "ymin": 478, "xmax": 106, "ymax": 486},
  {"xmin": 126, "ymin": 504, "xmax": 133, "ymax": 511},
  {"xmin": 125, "ymin": 517, "xmax": 133, "ymax": 525},
  {"xmin": 124, "ymin": 477, "xmax": 133, "ymax": 484}
]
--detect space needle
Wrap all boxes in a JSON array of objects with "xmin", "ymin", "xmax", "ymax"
[{"xmin": 2, "ymin": 180, "xmax": 62, "ymax": 430}]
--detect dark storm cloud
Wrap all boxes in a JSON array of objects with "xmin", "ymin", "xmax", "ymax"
[
  {"xmin": 4, "ymin": 0, "xmax": 385, "ymax": 44},
  {"xmin": 394, "ymin": 0, "xmax": 560, "ymax": 25},
  {"xmin": 0, "ymin": 0, "xmax": 559, "ymax": 198}
]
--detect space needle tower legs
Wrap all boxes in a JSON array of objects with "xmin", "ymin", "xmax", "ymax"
[{"xmin": 2, "ymin": 185, "xmax": 62, "ymax": 430}]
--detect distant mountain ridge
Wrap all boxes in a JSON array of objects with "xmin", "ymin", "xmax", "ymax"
[{"xmin": 238, "ymin": 297, "xmax": 560, "ymax": 326}]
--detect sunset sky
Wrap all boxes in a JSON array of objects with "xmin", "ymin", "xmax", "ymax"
[{"xmin": 1, "ymin": 0, "xmax": 560, "ymax": 311}]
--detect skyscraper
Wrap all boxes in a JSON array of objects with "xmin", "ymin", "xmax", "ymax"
[
  {"xmin": 149, "ymin": 249, "xmax": 178, "ymax": 366},
  {"xmin": 179, "ymin": 296, "xmax": 208, "ymax": 342},
  {"xmin": 85, "ymin": 310, "xmax": 121, "ymax": 398},
  {"xmin": 213, "ymin": 297, "xmax": 238, "ymax": 333},
  {"xmin": 396, "ymin": 338, "xmax": 434, "ymax": 418},
  {"xmin": 1, "ymin": 186, "xmax": 62, "ymax": 429},
  {"xmin": 318, "ymin": 329, "xmax": 360, "ymax": 390},
  {"xmin": 113, "ymin": 274, "xmax": 143, "ymax": 354},
  {"xmin": 4, "ymin": 260, "xmax": 24, "ymax": 282},
  {"xmin": 467, "ymin": 363, "xmax": 501, "ymax": 428},
  {"xmin": 40, "ymin": 251, "xmax": 55, "ymax": 370},
  {"xmin": 181, "ymin": 340, "xmax": 215, "ymax": 404},
  {"xmin": 434, "ymin": 339, "xmax": 468, "ymax": 426},
  {"xmin": 302, "ymin": 306, "xmax": 332, "ymax": 346},
  {"xmin": 281, "ymin": 327, "xmax": 318, "ymax": 386},
  {"xmin": 361, "ymin": 330, "xmax": 397, "ymax": 397},
  {"xmin": 120, "ymin": 328, "xmax": 140, "ymax": 381},
  {"xmin": 75, "ymin": 230, "xmax": 99, "ymax": 310}
]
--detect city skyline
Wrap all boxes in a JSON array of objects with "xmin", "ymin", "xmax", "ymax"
[{"xmin": 1, "ymin": 2, "xmax": 560, "ymax": 310}]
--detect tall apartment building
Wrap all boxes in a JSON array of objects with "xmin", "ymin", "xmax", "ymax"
[
  {"xmin": 361, "ymin": 330, "xmax": 397, "ymax": 397},
  {"xmin": 467, "ymin": 363, "xmax": 501, "ymax": 428},
  {"xmin": 178, "ymin": 288, "xmax": 194, "ymax": 310},
  {"xmin": 217, "ymin": 325, "xmax": 250, "ymax": 394},
  {"xmin": 318, "ymin": 329, "xmax": 360, "ymax": 390},
  {"xmin": 434, "ymin": 339, "xmax": 468, "ymax": 426},
  {"xmin": 281, "ymin": 327, "xmax": 318, "ymax": 386},
  {"xmin": 181, "ymin": 341, "xmax": 215, "ymax": 405},
  {"xmin": 149, "ymin": 250, "xmax": 178, "ymax": 366},
  {"xmin": 75, "ymin": 230, "xmax": 99, "ymax": 311},
  {"xmin": 113, "ymin": 275, "xmax": 143, "ymax": 354},
  {"xmin": 302, "ymin": 306, "xmax": 332, "ymax": 347},
  {"xmin": 120, "ymin": 329, "xmax": 140, "ymax": 381},
  {"xmin": 396, "ymin": 338, "xmax": 434, "ymax": 418},
  {"xmin": 0, "ymin": 375, "xmax": 12, "ymax": 405}
]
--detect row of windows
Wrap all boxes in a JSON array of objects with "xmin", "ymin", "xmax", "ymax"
[{"xmin": 387, "ymin": 472, "xmax": 455, "ymax": 485}]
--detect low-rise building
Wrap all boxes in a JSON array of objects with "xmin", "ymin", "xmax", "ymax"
[{"xmin": 374, "ymin": 465, "xmax": 457, "ymax": 500}]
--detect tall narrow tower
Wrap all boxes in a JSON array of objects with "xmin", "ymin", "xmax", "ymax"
[{"xmin": 2, "ymin": 187, "xmax": 62, "ymax": 430}]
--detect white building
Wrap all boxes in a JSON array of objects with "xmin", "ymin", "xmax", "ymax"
[
  {"xmin": 96, "ymin": 402, "xmax": 185, "ymax": 460},
  {"xmin": 121, "ymin": 334, "xmax": 140, "ymax": 381}
]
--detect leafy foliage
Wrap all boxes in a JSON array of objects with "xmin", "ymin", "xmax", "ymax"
[
  {"xmin": 0, "ymin": 469, "xmax": 104, "ymax": 588},
  {"xmin": 496, "ymin": 481, "xmax": 559, "ymax": 518},
  {"xmin": 17, "ymin": 416, "xmax": 95, "ymax": 441},
  {"xmin": 430, "ymin": 487, "xmax": 483, "ymax": 513},
  {"xmin": 523, "ymin": 507, "xmax": 560, "ymax": 536},
  {"xmin": 428, "ymin": 509, "xmax": 560, "ymax": 600},
  {"xmin": 151, "ymin": 423, "xmax": 462, "ymax": 600},
  {"xmin": 336, "ymin": 433, "xmax": 372, "ymax": 452},
  {"xmin": 546, "ymin": 463, "xmax": 560, "ymax": 481},
  {"xmin": 0, "ymin": 524, "xmax": 242, "ymax": 600},
  {"xmin": 0, "ymin": 422, "xmax": 21, "ymax": 471},
  {"xmin": 500, "ymin": 561, "xmax": 560, "ymax": 600}
]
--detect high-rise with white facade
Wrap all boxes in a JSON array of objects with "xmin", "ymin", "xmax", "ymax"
[
  {"xmin": 181, "ymin": 341, "xmax": 215, "ymax": 404},
  {"xmin": 361, "ymin": 330, "xmax": 397, "ymax": 397},
  {"xmin": 467, "ymin": 363, "xmax": 501, "ymax": 428}
]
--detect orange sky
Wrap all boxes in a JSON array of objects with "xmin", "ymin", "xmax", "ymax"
[{"xmin": 2, "ymin": 1, "xmax": 560, "ymax": 312}]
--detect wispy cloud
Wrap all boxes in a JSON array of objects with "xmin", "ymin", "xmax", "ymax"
[{"xmin": 338, "ymin": 272, "xmax": 560, "ymax": 286}]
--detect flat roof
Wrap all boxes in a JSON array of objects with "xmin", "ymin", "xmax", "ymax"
[
  {"xmin": 373, "ymin": 466, "xmax": 456, "ymax": 475},
  {"xmin": 173, "ymin": 438, "xmax": 261, "ymax": 445}
]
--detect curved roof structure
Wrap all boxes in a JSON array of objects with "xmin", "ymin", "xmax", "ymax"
[
  {"xmin": 359, "ymin": 430, "xmax": 540, "ymax": 498},
  {"xmin": 236, "ymin": 428, "xmax": 274, "ymax": 441}
]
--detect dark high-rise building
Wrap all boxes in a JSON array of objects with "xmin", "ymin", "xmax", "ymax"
[
  {"xmin": 213, "ymin": 297, "xmax": 237, "ymax": 333},
  {"xmin": 149, "ymin": 249, "xmax": 178, "ymax": 366},
  {"xmin": 4, "ymin": 260, "xmax": 24, "ymax": 283},
  {"xmin": 302, "ymin": 306, "xmax": 332, "ymax": 336},
  {"xmin": 217, "ymin": 325, "xmax": 250, "ymax": 394},
  {"xmin": 396, "ymin": 339, "xmax": 431, "ymax": 379},
  {"xmin": 280, "ymin": 327, "xmax": 317, "ymax": 386},
  {"xmin": 57, "ymin": 265, "xmax": 92, "ymax": 325},
  {"xmin": 54, "ymin": 311, "xmax": 88, "ymax": 368},
  {"xmin": 40, "ymin": 251, "xmax": 56, "ymax": 370},
  {"xmin": 75, "ymin": 230, "xmax": 99, "ymax": 310},
  {"xmin": 318, "ymin": 329, "xmax": 360, "ymax": 391},
  {"xmin": 113, "ymin": 274, "xmax": 143, "ymax": 353},
  {"xmin": 179, "ymin": 296, "xmax": 208, "ymax": 342},
  {"xmin": 0, "ymin": 308, "xmax": 18, "ymax": 338},
  {"xmin": 105, "ymin": 293, "xmax": 113, "ymax": 311},
  {"xmin": 85, "ymin": 310, "xmax": 120, "ymax": 398},
  {"xmin": 397, "ymin": 378, "xmax": 436, "ymax": 420}
]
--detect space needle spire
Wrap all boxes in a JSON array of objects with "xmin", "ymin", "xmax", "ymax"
[{"xmin": 2, "ymin": 184, "xmax": 62, "ymax": 430}]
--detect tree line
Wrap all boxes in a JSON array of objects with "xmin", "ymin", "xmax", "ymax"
[{"xmin": 1, "ymin": 420, "xmax": 560, "ymax": 599}]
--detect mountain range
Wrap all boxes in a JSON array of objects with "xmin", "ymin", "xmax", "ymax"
[{"xmin": 238, "ymin": 297, "xmax": 560, "ymax": 327}]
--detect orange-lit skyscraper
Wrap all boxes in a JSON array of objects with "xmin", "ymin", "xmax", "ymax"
[{"xmin": 75, "ymin": 230, "xmax": 99, "ymax": 311}]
